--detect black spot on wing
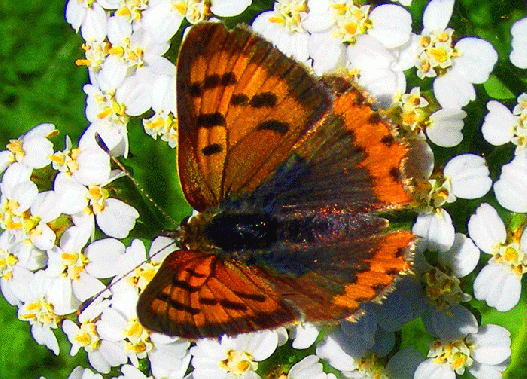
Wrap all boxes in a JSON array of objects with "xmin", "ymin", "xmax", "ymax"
[
  {"xmin": 250, "ymin": 92, "xmax": 278, "ymax": 108},
  {"xmin": 233, "ymin": 291, "xmax": 267, "ymax": 302},
  {"xmin": 220, "ymin": 299, "xmax": 248, "ymax": 311},
  {"xmin": 203, "ymin": 74, "xmax": 221, "ymax": 89},
  {"xmin": 158, "ymin": 295, "xmax": 201, "ymax": 315},
  {"xmin": 389, "ymin": 167, "xmax": 402, "ymax": 181},
  {"xmin": 171, "ymin": 278, "xmax": 200, "ymax": 293},
  {"xmin": 381, "ymin": 134, "xmax": 395, "ymax": 146},
  {"xmin": 197, "ymin": 113, "xmax": 226, "ymax": 128},
  {"xmin": 202, "ymin": 143, "xmax": 223, "ymax": 156},
  {"xmin": 256, "ymin": 120, "xmax": 289, "ymax": 134},
  {"xmin": 221, "ymin": 72, "xmax": 237, "ymax": 85},
  {"xmin": 189, "ymin": 82, "xmax": 202, "ymax": 97}
]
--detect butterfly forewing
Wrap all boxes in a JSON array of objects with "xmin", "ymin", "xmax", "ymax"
[{"xmin": 177, "ymin": 23, "xmax": 332, "ymax": 210}]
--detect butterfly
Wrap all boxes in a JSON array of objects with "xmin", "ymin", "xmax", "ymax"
[{"xmin": 137, "ymin": 22, "xmax": 415, "ymax": 340}]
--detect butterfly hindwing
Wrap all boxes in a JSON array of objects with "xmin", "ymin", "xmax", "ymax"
[
  {"xmin": 137, "ymin": 250, "xmax": 298, "ymax": 339},
  {"xmin": 177, "ymin": 23, "xmax": 332, "ymax": 211}
]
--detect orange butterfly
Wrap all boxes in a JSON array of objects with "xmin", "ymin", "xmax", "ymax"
[{"xmin": 137, "ymin": 22, "xmax": 414, "ymax": 340}]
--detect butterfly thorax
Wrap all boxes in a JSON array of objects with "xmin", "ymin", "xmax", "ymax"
[{"xmin": 176, "ymin": 207, "xmax": 279, "ymax": 255}]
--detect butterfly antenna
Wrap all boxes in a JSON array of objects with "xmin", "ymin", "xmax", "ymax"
[{"xmin": 94, "ymin": 132, "xmax": 178, "ymax": 227}]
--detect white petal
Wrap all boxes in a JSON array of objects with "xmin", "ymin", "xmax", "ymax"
[
  {"xmin": 96, "ymin": 55, "xmax": 127, "ymax": 92},
  {"xmin": 116, "ymin": 72, "xmax": 153, "ymax": 116},
  {"xmin": 31, "ymin": 325, "xmax": 60, "ymax": 355},
  {"xmin": 54, "ymin": 173, "xmax": 88, "ymax": 215},
  {"xmin": 211, "ymin": 0, "xmax": 251, "ymax": 17},
  {"xmin": 315, "ymin": 332, "xmax": 359, "ymax": 372},
  {"xmin": 469, "ymin": 362, "xmax": 507, "ymax": 379},
  {"xmin": 369, "ymin": 5, "xmax": 412, "ymax": 49},
  {"xmin": 422, "ymin": 303, "xmax": 478, "ymax": 340},
  {"xmin": 510, "ymin": 18, "xmax": 527, "ymax": 68},
  {"xmin": 81, "ymin": 4, "xmax": 107, "ymax": 41},
  {"xmin": 468, "ymin": 324, "xmax": 511, "ymax": 365},
  {"xmin": 438, "ymin": 233, "xmax": 480, "ymax": 277},
  {"xmin": 494, "ymin": 154, "xmax": 527, "ymax": 213},
  {"xmin": 30, "ymin": 191, "xmax": 61, "ymax": 222},
  {"xmin": 302, "ymin": 0, "xmax": 334, "ymax": 32},
  {"xmin": 412, "ymin": 209, "xmax": 455, "ymax": 252},
  {"xmin": 142, "ymin": 2, "xmax": 184, "ymax": 42},
  {"xmin": 291, "ymin": 323, "xmax": 319, "ymax": 349},
  {"xmin": 426, "ymin": 108, "xmax": 466, "ymax": 147},
  {"xmin": 73, "ymin": 148, "xmax": 111, "ymax": 186},
  {"xmin": 244, "ymin": 330, "xmax": 278, "ymax": 361},
  {"xmin": 422, "ymin": 0, "xmax": 455, "ymax": 33},
  {"xmin": 308, "ymin": 31, "xmax": 346, "ymax": 75},
  {"xmin": 434, "ymin": 71, "xmax": 476, "ymax": 109},
  {"xmin": 73, "ymin": 272, "xmax": 105, "ymax": 302},
  {"xmin": 444, "ymin": 154, "xmax": 491, "ymax": 199},
  {"xmin": 96, "ymin": 198, "xmax": 139, "ymax": 238},
  {"xmin": 468, "ymin": 203, "xmax": 506, "ymax": 254},
  {"xmin": 376, "ymin": 277, "xmax": 426, "ymax": 331},
  {"xmin": 22, "ymin": 136, "xmax": 53, "ymax": 169},
  {"xmin": 86, "ymin": 238, "xmax": 126, "ymax": 278},
  {"xmin": 414, "ymin": 359, "xmax": 456, "ymax": 379},
  {"xmin": 452, "ymin": 38, "xmax": 497, "ymax": 84},
  {"xmin": 386, "ymin": 346, "xmax": 424, "ymax": 379},
  {"xmin": 405, "ymin": 139, "xmax": 435, "ymax": 179},
  {"xmin": 473, "ymin": 263, "xmax": 521, "ymax": 311},
  {"xmin": 481, "ymin": 100, "xmax": 516, "ymax": 146}
]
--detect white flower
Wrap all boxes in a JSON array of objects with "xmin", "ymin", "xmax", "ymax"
[
  {"xmin": 18, "ymin": 271, "xmax": 62, "ymax": 355},
  {"xmin": 66, "ymin": 1, "xmax": 107, "ymax": 36},
  {"xmin": 414, "ymin": 0, "xmax": 497, "ymax": 109},
  {"xmin": 0, "ymin": 162, "xmax": 38, "ymax": 229},
  {"xmin": 45, "ymin": 225, "xmax": 107, "ymax": 314},
  {"xmin": 190, "ymin": 330, "xmax": 280, "ymax": 379},
  {"xmin": 0, "ymin": 123, "xmax": 56, "ymax": 173},
  {"xmin": 468, "ymin": 203, "xmax": 526, "ymax": 311},
  {"xmin": 0, "ymin": 231, "xmax": 35, "ymax": 305},
  {"xmin": 493, "ymin": 154, "xmax": 527, "ymax": 213},
  {"xmin": 510, "ymin": 17, "xmax": 527, "ymax": 68},
  {"xmin": 443, "ymin": 154, "xmax": 491, "ymax": 200},
  {"xmin": 63, "ymin": 303, "xmax": 128, "ymax": 374},
  {"xmin": 414, "ymin": 324, "xmax": 510, "ymax": 379},
  {"xmin": 252, "ymin": 0, "xmax": 310, "ymax": 63},
  {"xmin": 482, "ymin": 95, "xmax": 527, "ymax": 154}
]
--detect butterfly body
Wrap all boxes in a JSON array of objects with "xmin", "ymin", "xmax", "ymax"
[{"xmin": 137, "ymin": 22, "xmax": 415, "ymax": 340}]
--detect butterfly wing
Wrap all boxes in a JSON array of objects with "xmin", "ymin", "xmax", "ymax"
[
  {"xmin": 137, "ymin": 250, "xmax": 297, "ymax": 339},
  {"xmin": 177, "ymin": 22, "xmax": 332, "ymax": 211}
]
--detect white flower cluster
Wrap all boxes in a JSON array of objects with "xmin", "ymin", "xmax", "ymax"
[{"xmin": 1, "ymin": 0, "xmax": 525, "ymax": 378}]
